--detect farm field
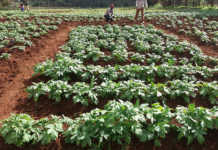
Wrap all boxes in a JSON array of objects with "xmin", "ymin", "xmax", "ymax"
[{"xmin": 0, "ymin": 8, "xmax": 217, "ymax": 150}]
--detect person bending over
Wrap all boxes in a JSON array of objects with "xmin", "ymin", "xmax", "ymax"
[{"xmin": 104, "ymin": 4, "xmax": 115, "ymax": 22}]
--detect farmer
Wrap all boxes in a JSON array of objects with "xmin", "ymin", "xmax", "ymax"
[
  {"xmin": 23, "ymin": 0, "xmax": 29, "ymax": 11},
  {"xmin": 104, "ymin": 4, "xmax": 115, "ymax": 22},
  {"xmin": 19, "ymin": 3, "xmax": 24, "ymax": 12},
  {"xmin": 135, "ymin": 0, "xmax": 148, "ymax": 22}
]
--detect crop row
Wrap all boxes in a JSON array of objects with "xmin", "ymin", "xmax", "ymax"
[
  {"xmin": 1, "ymin": 101, "xmax": 217, "ymax": 149},
  {"xmin": 145, "ymin": 13, "xmax": 218, "ymax": 46},
  {"xmin": 0, "ymin": 20, "xmax": 60, "ymax": 44},
  {"xmin": 61, "ymin": 24, "xmax": 217, "ymax": 67},
  {"xmin": 0, "ymin": 14, "xmax": 64, "ymax": 59},
  {"xmin": 27, "ymin": 79, "xmax": 218, "ymax": 105},
  {"xmin": 34, "ymin": 53, "xmax": 218, "ymax": 83},
  {"xmin": 27, "ymin": 25, "xmax": 218, "ymax": 107}
]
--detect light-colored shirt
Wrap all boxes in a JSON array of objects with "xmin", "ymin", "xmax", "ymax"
[
  {"xmin": 136, "ymin": 0, "xmax": 148, "ymax": 9},
  {"xmin": 105, "ymin": 8, "xmax": 114, "ymax": 16}
]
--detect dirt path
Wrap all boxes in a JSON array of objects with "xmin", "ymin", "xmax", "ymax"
[{"xmin": 0, "ymin": 23, "xmax": 77, "ymax": 120}]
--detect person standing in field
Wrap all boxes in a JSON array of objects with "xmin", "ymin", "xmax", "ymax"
[
  {"xmin": 135, "ymin": 0, "xmax": 148, "ymax": 22},
  {"xmin": 104, "ymin": 4, "xmax": 115, "ymax": 23},
  {"xmin": 19, "ymin": 3, "xmax": 24, "ymax": 12},
  {"xmin": 23, "ymin": 0, "xmax": 30, "ymax": 11}
]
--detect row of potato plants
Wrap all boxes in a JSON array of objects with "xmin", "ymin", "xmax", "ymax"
[
  {"xmin": 22, "ymin": 23, "xmax": 217, "ymax": 149},
  {"xmin": 26, "ymin": 24, "xmax": 218, "ymax": 106},
  {"xmin": 145, "ymin": 12, "xmax": 218, "ymax": 46},
  {"xmin": 26, "ymin": 79, "xmax": 218, "ymax": 105},
  {"xmin": 0, "ymin": 11, "xmax": 107, "ymax": 59},
  {"xmin": 60, "ymin": 24, "xmax": 217, "ymax": 67},
  {"xmin": 0, "ymin": 101, "xmax": 217, "ymax": 149},
  {"xmin": 33, "ymin": 53, "xmax": 218, "ymax": 83},
  {"xmin": 0, "ymin": 11, "xmax": 104, "ymax": 23},
  {"xmin": 0, "ymin": 12, "xmax": 130, "ymax": 60},
  {"xmin": 0, "ymin": 13, "xmax": 63, "ymax": 59}
]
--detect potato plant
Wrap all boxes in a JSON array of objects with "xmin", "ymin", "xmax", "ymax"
[
  {"xmin": 1, "ymin": 10, "xmax": 217, "ymax": 149},
  {"xmin": 25, "ymin": 24, "xmax": 218, "ymax": 107},
  {"xmin": 145, "ymin": 12, "xmax": 218, "ymax": 46},
  {"xmin": 0, "ymin": 101, "xmax": 217, "ymax": 148}
]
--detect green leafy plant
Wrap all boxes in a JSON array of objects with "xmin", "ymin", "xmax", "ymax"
[
  {"xmin": 0, "ymin": 53, "xmax": 10, "ymax": 60},
  {"xmin": 175, "ymin": 104, "xmax": 215, "ymax": 145},
  {"xmin": 63, "ymin": 100, "xmax": 146, "ymax": 149},
  {"xmin": 0, "ymin": 114, "xmax": 63, "ymax": 147}
]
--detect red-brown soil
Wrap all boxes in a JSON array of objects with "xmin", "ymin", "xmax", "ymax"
[
  {"xmin": 0, "ymin": 19, "xmax": 136, "ymax": 120},
  {"xmin": 159, "ymin": 26, "xmax": 218, "ymax": 57},
  {"xmin": 0, "ymin": 22, "xmax": 78, "ymax": 120},
  {"xmin": 0, "ymin": 19, "xmax": 217, "ymax": 150}
]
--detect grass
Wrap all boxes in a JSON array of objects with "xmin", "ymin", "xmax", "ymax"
[{"xmin": 0, "ymin": 6, "xmax": 217, "ymax": 16}]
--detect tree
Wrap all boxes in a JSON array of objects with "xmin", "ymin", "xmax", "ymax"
[
  {"xmin": 208, "ymin": 0, "xmax": 215, "ymax": 6},
  {"xmin": 0, "ymin": 0, "xmax": 10, "ymax": 7},
  {"xmin": 27, "ymin": 0, "xmax": 218, "ymax": 8}
]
